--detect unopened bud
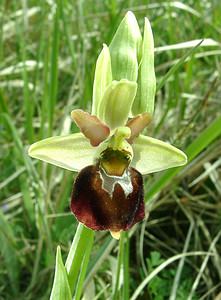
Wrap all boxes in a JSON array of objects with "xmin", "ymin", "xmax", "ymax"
[
  {"xmin": 132, "ymin": 17, "xmax": 156, "ymax": 116},
  {"xmin": 109, "ymin": 11, "xmax": 142, "ymax": 81},
  {"xmin": 92, "ymin": 44, "xmax": 112, "ymax": 115}
]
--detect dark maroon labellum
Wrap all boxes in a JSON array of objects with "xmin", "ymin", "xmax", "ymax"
[{"xmin": 71, "ymin": 165, "xmax": 145, "ymax": 232}]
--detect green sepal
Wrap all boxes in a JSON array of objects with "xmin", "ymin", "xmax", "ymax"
[
  {"xmin": 92, "ymin": 44, "xmax": 112, "ymax": 115},
  {"xmin": 50, "ymin": 246, "xmax": 72, "ymax": 300},
  {"xmin": 132, "ymin": 135, "xmax": 187, "ymax": 175},
  {"xmin": 132, "ymin": 18, "xmax": 156, "ymax": 116},
  {"xmin": 28, "ymin": 133, "xmax": 96, "ymax": 172},
  {"xmin": 97, "ymin": 79, "xmax": 137, "ymax": 129},
  {"xmin": 109, "ymin": 11, "xmax": 142, "ymax": 81}
]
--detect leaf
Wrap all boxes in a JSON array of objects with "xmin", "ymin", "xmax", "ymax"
[
  {"xmin": 98, "ymin": 79, "xmax": 137, "ymax": 129},
  {"xmin": 50, "ymin": 246, "xmax": 72, "ymax": 300},
  {"xmin": 28, "ymin": 133, "xmax": 97, "ymax": 171},
  {"xmin": 132, "ymin": 135, "xmax": 187, "ymax": 175},
  {"xmin": 156, "ymin": 40, "xmax": 203, "ymax": 92},
  {"xmin": 0, "ymin": 211, "xmax": 19, "ymax": 293},
  {"xmin": 92, "ymin": 44, "xmax": 112, "ymax": 115}
]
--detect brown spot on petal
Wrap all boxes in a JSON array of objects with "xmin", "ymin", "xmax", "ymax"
[
  {"xmin": 71, "ymin": 109, "xmax": 110, "ymax": 146},
  {"xmin": 71, "ymin": 165, "xmax": 145, "ymax": 232}
]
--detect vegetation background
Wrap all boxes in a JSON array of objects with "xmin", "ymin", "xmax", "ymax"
[{"xmin": 0, "ymin": 0, "xmax": 221, "ymax": 299}]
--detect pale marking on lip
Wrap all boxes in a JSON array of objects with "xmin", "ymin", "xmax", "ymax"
[
  {"xmin": 99, "ymin": 167, "xmax": 133, "ymax": 198},
  {"xmin": 110, "ymin": 230, "xmax": 121, "ymax": 239}
]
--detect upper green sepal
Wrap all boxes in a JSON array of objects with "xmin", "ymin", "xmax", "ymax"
[
  {"xmin": 97, "ymin": 79, "xmax": 137, "ymax": 129},
  {"xmin": 132, "ymin": 17, "xmax": 156, "ymax": 116},
  {"xmin": 50, "ymin": 246, "xmax": 72, "ymax": 300},
  {"xmin": 92, "ymin": 44, "xmax": 112, "ymax": 115},
  {"xmin": 131, "ymin": 135, "xmax": 187, "ymax": 175},
  {"xmin": 109, "ymin": 11, "xmax": 142, "ymax": 81}
]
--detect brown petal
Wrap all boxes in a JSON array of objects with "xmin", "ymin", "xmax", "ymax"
[
  {"xmin": 126, "ymin": 112, "xmax": 152, "ymax": 143},
  {"xmin": 71, "ymin": 165, "xmax": 145, "ymax": 231},
  {"xmin": 71, "ymin": 109, "xmax": 110, "ymax": 146}
]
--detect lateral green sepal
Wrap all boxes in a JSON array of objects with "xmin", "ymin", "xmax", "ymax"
[
  {"xmin": 28, "ymin": 133, "xmax": 96, "ymax": 172},
  {"xmin": 132, "ymin": 135, "xmax": 187, "ymax": 175}
]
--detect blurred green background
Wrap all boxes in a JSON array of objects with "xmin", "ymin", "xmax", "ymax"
[{"xmin": 0, "ymin": 0, "xmax": 221, "ymax": 299}]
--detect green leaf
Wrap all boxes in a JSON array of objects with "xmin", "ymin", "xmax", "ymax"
[
  {"xmin": 132, "ymin": 18, "xmax": 156, "ymax": 116},
  {"xmin": 65, "ymin": 224, "xmax": 94, "ymax": 294},
  {"xmin": 132, "ymin": 135, "xmax": 187, "ymax": 175},
  {"xmin": 92, "ymin": 44, "xmax": 112, "ymax": 115},
  {"xmin": 98, "ymin": 79, "xmax": 137, "ymax": 129},
  {"xmin": 48, "ymin": 0, "xmax": 61, "ymax": 135},
  {"xmin": 28, "ymin": 133, "xmax": 96, "ymax": 171},
  {"xmin": 50, "ymin": 246, "xmax": 72, "ymax": 300},
  {"xmin": 109, "ymin": 11, "xmax": 142, "ymax": 81}
]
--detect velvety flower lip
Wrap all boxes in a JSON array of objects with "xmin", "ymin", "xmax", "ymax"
[
  {"xmin": 28, "ymin": 11, "xmax": 188, "ymax": 239},
  {"xmin": 71, "ymin": 165, "xmax": 144, "ymax": 232}
]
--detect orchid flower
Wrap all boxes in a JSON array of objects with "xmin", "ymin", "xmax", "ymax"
[{"xmin": 28, "ymin": 12, "xmax": 187, "ymax": 239}]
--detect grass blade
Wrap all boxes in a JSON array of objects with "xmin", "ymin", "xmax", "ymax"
[
  {"xmin": 156, "ymin": 40, "xmax": 203, "ymax": 92},
  {"xmin": 48, "ymin": 0, "xmax": 61, "ymax": 135}
]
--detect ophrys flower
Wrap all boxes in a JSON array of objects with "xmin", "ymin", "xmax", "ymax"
[{"xmin": 28, "ymin": 12, "xmax": 187, "ymax": 239}]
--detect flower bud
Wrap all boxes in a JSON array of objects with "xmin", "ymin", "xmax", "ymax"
[
  {"xmin": 92, "ymin": 44, "xmax": 112, "ymax": 116},
  {"xmin": 132, "ymin": 17, "xmax": 156, "ymax": 116},
  {"xmin": 92, "ymin": 12, "xmax": 156, "ymax": 121},
  {"xmin": 109, "ymin": 11, "xmax": 142, "ymax": 81}
]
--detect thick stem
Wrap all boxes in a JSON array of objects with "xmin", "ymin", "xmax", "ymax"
[{"xmin": 65, "ymin": 224, "xmax": 94, "ymax": 294}]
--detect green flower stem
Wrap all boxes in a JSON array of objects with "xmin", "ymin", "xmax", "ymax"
[
  {"xmin": 122, "ymin": 232, "xmax": 130, "ymax": 300},
  {"xmin": 147, "ymin": 115, "xmax": 221, "ymax": 199},
  {"xmin": 84, "ymin": 236, "xmax": 116, "ymax": 286},
  {"xmin": 73, "ymin": 232, "xmax": 94, "ymax": 300},
  {"xmin": 65, "ymin": 224, "xmax": 94, "ymax": 294},
  {"xmin": 112, "ymin": 232, "xmax": 130, "ymax": 300},
  {"xmin": 113, "ymin": 233, "xmax": 125, "ymax": 300}
]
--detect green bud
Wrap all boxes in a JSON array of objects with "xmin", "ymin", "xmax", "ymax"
[
  {"xmin": 109, "ymin": 11, "xmax": 142, "ymax": 82},
  {"xmin": 132, "ymin": 17, "xmax": 156, "ymax": 116},
  {"xmin": 92, "ymin": 44, "xmax": 112, "ymax": 115},
  {"xmin": 97, "ymin": 79, "xmax": 137, "ymax": 130}
]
